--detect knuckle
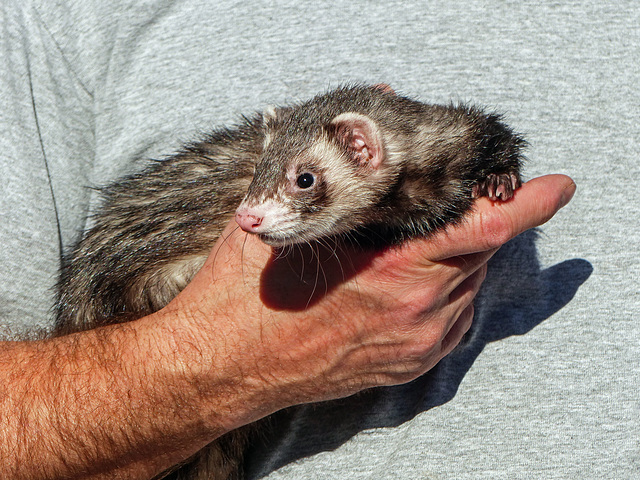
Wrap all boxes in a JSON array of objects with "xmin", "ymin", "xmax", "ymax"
[
  {"xmin": 478, "ymin": 209, "xmax": 515, "ymax": 249},
  {"xmin": 479, "ymin": 262, "xmax": 489, "ymax": 281}
]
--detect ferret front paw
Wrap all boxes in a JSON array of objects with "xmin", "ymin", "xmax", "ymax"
[{"xmin": 472, "ymin": 173, "xmax": 520, "ymax": 201}]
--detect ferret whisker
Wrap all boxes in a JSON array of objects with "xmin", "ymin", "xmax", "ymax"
[
  {"xmin": 319, "ymin": 236, "xmax": 345, "ymax": 280},
  {"xmin": 283, "ymin": 243, "xmax": 295, "ymax": 258},
  {"xmin": 324, "ymin": 235, "xmax": 340, "ymax": 260},
  {"xmin": 340, "ymin": 232, "xmax": 362, "ymax": 281},
  {"xmin": 308, "ymin": 239, "xmax": 331, "ymax": 307},
  {"xmin": 294, "ymin": 242, "xmax": 306, "ymax": 282},
  {"xmin": 210, "ymin": 225, "xmax": 242, "ymax": 279},
  {"xmin": 330, "ymin": 236, "xmax": 358, "ymax": 312},
  {"xmin": 278, "ymin": 243, "xmax": 297, "ymax": 281},
  {"xmin": 240, "ymin": 229, "xmax": 251, "ymax": 283},
  {"xmin": 329, "ymin": 237, "xmax": 347, "ymax": 285}
]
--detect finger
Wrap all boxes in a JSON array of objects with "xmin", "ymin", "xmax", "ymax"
[
  {"xmin": 448, "ymin": 262, "xmax": 488, "ymax": 306},
  {"xmin": 425, "ymin": 262, "xmax": 485, "ymax": 341},
  {"xmin": 438, "ymin": 247, "xmax": 499, "ymax": 274},
  {"xmin": 440, "ymin": 303, "xmax": 475, "ymax": 356},
  {"xmin": 421, "ymin": 253, "xmax": 491, "ymax": 310},
  {"xmin": 416, "ymin": 174, "xmax": 576, "ymax": 261}
]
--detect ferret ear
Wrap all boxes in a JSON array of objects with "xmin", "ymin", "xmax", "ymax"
[
  {"xmin": 261, "ymin": 105, "xmax": 279, "ymax": 150},
  {"xmin": 329, "ymin": 112, "xmax": 385, "ymax": 169},
  {"xmin": 372, "ymin": 83, "xmax": 396, "ymax": 95},
  {"xmin": 262, "ymin": 105, "xmax": 278, "ymax": 123}
]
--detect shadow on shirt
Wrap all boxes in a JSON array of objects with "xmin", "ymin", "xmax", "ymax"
[{"xmin": 246, "ymin": 228, "xmax": 593, "ymax": 477}]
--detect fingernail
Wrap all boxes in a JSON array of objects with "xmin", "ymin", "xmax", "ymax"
[{"xmin": 558, "ymin": 180, "xmax": 576, "ymax": 209}]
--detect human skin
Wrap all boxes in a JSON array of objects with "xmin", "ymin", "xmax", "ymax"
[{"xmin": 0, "ymin": 174, "xmax": 575, "ymax": 479}]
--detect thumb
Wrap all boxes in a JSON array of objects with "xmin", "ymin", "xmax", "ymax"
[{"xmin": 421, "ymin": 174, "xmax": 576, "ymax": 260}]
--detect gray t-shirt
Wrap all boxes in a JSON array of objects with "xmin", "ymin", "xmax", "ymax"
[{"xmin": 1, "ymin": 1, "xmax": 638, "ymax": 478}]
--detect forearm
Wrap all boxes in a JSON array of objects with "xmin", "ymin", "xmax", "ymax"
[{"xmin": 0, "ymin": 311, "xmax": 248, "ymax": 480}]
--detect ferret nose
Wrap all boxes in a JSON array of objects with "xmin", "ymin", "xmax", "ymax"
[{"xmin": 235, "ymin": 211, "xmax": 264, "ymax": 233}]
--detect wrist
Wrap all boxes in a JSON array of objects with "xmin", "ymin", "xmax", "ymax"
[{"xmin": 149, "ymin": 291, "xmax": 280, "ymax": 435}]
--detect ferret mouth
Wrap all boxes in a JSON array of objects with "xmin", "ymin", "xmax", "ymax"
[
  {"xmin": 256, "ymin": 223, "xmax": 346, "ymax": 248},
  {"xmin": 257, "ymin": 229, "xmax": 320, "ymax": 248},
  {"xmin": 257, "ymin": 233, "xmax": 294, "ymax": 248}
]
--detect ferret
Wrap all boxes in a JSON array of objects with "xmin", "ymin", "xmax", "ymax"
[{"xmin": 54, "ymin": 84, "xmax": 524, "ymax": 479}]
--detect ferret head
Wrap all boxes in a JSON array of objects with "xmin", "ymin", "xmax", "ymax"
[{"xmin": 235, "ymin": 106, "xmax": 399, "ymax": 247}]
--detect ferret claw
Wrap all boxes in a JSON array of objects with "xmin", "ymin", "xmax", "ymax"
[{"xmin": 472, "ymin": 173, "xmax": 520, "ymax": 201}]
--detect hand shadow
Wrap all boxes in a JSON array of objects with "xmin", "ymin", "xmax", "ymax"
[{"xmin": 246, "ymin": 229, "xmax": 593, "ymax": 477}]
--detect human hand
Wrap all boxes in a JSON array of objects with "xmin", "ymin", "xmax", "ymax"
[{"xmin": 160, "ymin": 174, "xmax": 575, "ymax": 431}]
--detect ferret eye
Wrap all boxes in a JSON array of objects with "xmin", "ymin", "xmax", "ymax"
[{"xmin": 296, "ymin": 172, "xmax": 315, "ymax": 189}]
